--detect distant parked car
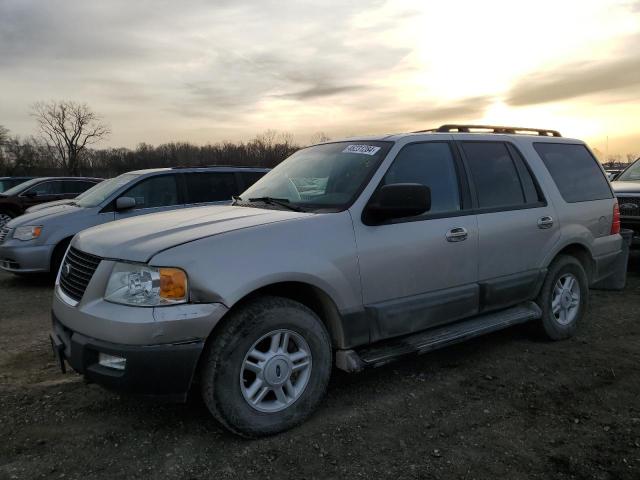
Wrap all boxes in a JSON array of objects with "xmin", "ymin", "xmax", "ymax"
[
  {"xmin": 0, "ymin": 166, "xmax": 268, "ymax": 275},
  {"xmin": 0, "ymin": 177, "xmax": 103, "ymax": 228},
  {"xmin": 605, "ymin": 169, "xmax": 623, "ymax": 181},
  {"xmin": 611, "ymin": 157, "xmax": 640, "ymax": 246},
  {"xmin": 0, "ymin": 177, "xmax": 35, "ymax": 193}
]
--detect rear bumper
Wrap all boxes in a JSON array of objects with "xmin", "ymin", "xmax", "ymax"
[
  {"xmin": 51, "ymin": 312, "xmax": 204, "ymax": 401},
  {"xmin": 0, "ymin": 243, "xmax": 53, "ymax": 273}
]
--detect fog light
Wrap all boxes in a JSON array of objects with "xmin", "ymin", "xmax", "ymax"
[{"xmin": 98, "ymin": 352, "xmax": 127, "ymax": 371}]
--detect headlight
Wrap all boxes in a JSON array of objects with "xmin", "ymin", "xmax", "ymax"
[
  {"xmin": 13, "ymin": 226, "xmax": 42, "ymax": 241},
  {"xmin": 105, "ymin": 262, "xmax": 188, "ymax": 306}
]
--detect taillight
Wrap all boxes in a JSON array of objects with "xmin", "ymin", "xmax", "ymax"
[{"xmin": 611, "ymin": 201, "xmax": 620, "ymax": 235}]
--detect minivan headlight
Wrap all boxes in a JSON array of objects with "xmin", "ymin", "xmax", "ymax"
[
  {"xmin": 13, "ymin": 226, "xmax": 42, "ymax": 241},
  {"xmin": 105, "ymin": 262, "xmax": 188, "ymax": 306}
]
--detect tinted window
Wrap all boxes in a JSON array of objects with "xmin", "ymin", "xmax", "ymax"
[
  {"xmin": 186, "ymin": 173, "xmax": 238, "ymax": 203},
  {"xmin": 535, "ymin": 143, "xmax": 612, "ymax": 202},
  {"xmin": 239, "ymin": 171, "xmax": 267, "ymax": 190},
  {"xmin": 123, "ymin": 175, "xmax": 179, "ymax": 209},
  {"xmin": 63, "ymin": 180, "xmax": 97, "ymax": 194},
  {"xmin": 382, "ymin": 142, "xmax": 460, "ymax": 214},
  {"xmin": 461, "ymin": 142, "xmax": 525, "ymax": 208},
  {"xmin": 27, "ymin": 180, "xmax": 65, "ymax": 196}
]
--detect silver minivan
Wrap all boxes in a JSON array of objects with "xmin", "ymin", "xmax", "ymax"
[
  {"xmin": 50, "ymin": 125, "xmax": 623, "ymax": 437},
  {"xmin": 0, "ymin": 166, "xmax": 268, "ymax": 274}
]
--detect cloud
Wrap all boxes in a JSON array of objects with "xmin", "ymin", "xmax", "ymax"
[
  {"xmin": 391, "ymin": 96, "xmax": 494, "ymax": 124},
  {"xmin": 275, "ymin": 84, "xmax": 370, "ymax": 101},
  {"xmin": 507, "ymin": 53, "xmax": 640, "ymax": 106}
]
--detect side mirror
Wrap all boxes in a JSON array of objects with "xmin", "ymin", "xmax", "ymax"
[
  {"xmin": 366, "ymin": 183, "xmax": 431, "ymax": 223},
  {"xmin": 115, "ymin": 196, "xmax": 136, "ymax": 211},
  {"xmin": 608, "ymin": 172, "xmax": 619, "ymax": 181}
]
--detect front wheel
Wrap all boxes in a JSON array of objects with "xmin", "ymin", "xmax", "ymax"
[
  {"xmin": 0, "ymin": 211, "xmax": 15, "ymax": 228},
  {"xmin": 200, "ymin": 296, "xmax": 332, "ymax": 437},
  {"xmin": 536, "ymin": 255, "xmax": 589, "ymax": 340}
]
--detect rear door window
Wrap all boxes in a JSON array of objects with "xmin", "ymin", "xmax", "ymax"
[
  {"xmin": 123, "ymin": 175, "xmax": 179, "ymax": 209},
  {"xmin": 460, "ymin": 142, "xmax": 526, "ymax": 209},
  {"xmin": 238, "ymin": 171, "xmax": 267, "ymax": 190},
  {"xmin": 185, "ymin": 173, "xmax": 239, "ymax": 203},
  {"xmin": 534, "ymin": 143, "xmax": 612, "ymax": 202},
  {"xmin": 62, "ymin": 180, "xmax": 97, "ymax": 194}
]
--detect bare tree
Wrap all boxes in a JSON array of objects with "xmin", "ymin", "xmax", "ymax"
[
  {"xmin": 309, "ymin": 132, "xmax": 330, "ymax": 145},
  {"xmin": 31, "ymin": 101, "xmax": 110, "ymax": 175},
  {"xmin": 0, "ymin": 125, "xmax": 9, "ymax": 145}
]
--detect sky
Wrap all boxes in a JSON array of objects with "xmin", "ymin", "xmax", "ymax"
[{"xmin": 1, "ymin": 0, "xmax": 639, "ymax": 158}]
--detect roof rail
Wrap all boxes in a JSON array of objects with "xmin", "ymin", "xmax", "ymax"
[{"xmin": 414, "ymin": 124, "xmax": 562, "ymax": 137}]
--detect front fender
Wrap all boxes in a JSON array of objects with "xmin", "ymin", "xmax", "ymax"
[{"xmin": 149, "ymin": 211, "xmax": 362, "ymax": 313}]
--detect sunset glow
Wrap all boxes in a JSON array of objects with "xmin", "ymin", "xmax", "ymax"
[{"xmin": 1, "ymin": 0, "xmax": 639, "ymax": 158}]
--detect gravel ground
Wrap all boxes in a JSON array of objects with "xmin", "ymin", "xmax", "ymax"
[{"xmin": 1, "ymin": 257, "xmax": 639, "ymax": 480}]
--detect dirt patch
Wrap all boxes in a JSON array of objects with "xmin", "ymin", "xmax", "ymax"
[{"xmin": 1, "ymin": 258, "xmax": 639, "ymax": 479}]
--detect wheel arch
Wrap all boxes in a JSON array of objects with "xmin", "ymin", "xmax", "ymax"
[
  {"xmin": 546, "ymin": 242, "xmax": 595, "ymax": 283},
  {"xmin": 226, "ymin": 281, "xmax": 347, "ymax": 349},
  {"xmin": 50, "ymin": 236, "xmax": 73, "ymax": 272}
]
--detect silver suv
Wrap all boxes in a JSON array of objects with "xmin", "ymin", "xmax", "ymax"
[
  {"xmin": 0, "ymin": 166, "xmax": 267, "ymax": 275},
  {"xmin": 50, "ymin": 125, "xmax": 623, "ymax": 437}
]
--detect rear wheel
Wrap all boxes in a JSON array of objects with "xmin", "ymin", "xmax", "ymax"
[
  {"xmin": 200, "ymin": 296, "xmax": 332, "ymax": 437},
  {"xmin": 536, "ymin": 255, "xmax": 588, "ymax": 340}
]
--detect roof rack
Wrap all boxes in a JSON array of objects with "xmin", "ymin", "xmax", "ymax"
[{"xmin": 414, "ymin": 124, "xmax": 562, "ymax": 137}]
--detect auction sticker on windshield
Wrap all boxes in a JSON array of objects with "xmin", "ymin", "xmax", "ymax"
[{"xmin": 342, "ymin": 144, "xmax": 381, "ymax": 155}]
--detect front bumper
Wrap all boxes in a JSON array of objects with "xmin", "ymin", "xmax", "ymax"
[
  {"xmin": 620, "ymin": 217, "xmax": 640, "ymax": 246},
  {"xmin": 51, "ymin": 283, "xmax": 229, "ymax": 400},
  {"xmin": 51, "ymin": 312, "xmax": 204, "ymax": 400},
  {"xmin": 0, "ymin": 243, "xmax": 54, "ymax": 273}
]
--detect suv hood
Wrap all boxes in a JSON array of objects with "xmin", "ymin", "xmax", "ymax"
[
  {"xmin": 74, "ymin": 205, "xmax": 310, "ymax": 262},
  {"xmin": 611, "ymin": 181, "xmax": 640, "ymax": 194}
]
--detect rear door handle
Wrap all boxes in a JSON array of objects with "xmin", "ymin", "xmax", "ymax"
[
  {"xmin": 446, "ymin": 227, "xmax": 468, "ymax": 242},
  {"xmin": 538, "ymin": 216, "xmax": 554, "ymax": 229}
]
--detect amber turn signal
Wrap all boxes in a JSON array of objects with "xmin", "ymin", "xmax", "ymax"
[{"xmin": 159, "ymin": 268, "xmax": 188, "ymax": 301}]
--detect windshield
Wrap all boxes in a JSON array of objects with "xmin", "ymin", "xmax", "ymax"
[
  {"xmin": 616, "ymin": 159, "xmax": 640, "ymax": 182},
  {"xmin": 1, "ymin": 178, "xmax": 44, "ymax": 196},
  {"xmin": 75, "ymin": 173, "xmax": 140, "ymax": 207},
  {"xmin": 240, "ymin": 141, "xmax": 391, "ymax": 211}
]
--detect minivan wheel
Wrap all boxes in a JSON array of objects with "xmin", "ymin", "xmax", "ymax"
[
  {"xmin": 200, "ymin": 296, "xmax": 332, "ymax": 437},
  {"xmin": 536, "ymin": 255, "xmax": 588, "ymax": 340}
]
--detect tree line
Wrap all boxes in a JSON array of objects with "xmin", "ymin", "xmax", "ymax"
[{"xmin": 0, "ymin": 101, "xmax": 323, "ymax": 178}]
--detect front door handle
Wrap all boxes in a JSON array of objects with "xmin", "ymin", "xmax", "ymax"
[
  {"xmin": 446, "ymin": 227, "xmax": 468, "ymax": 242},
  {"xmin": 538, "ymin": 216, "xmax": 554, "ymax": 229}
]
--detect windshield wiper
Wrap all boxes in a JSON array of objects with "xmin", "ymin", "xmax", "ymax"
[{"xmin": 247, "ymin": 196, "xmax": 308, "ymax": 212}]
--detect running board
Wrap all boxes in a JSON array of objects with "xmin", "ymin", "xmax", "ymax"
[{"xmin": 336, "ymin": 302, "xmax": 541, "ymax": 372}]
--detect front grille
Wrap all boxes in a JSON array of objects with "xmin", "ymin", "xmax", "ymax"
[
  {"xmin": 0, "ymin": 227, "xmax": 11, "ymax": 244},
  {"xmin": 59, "ymin": 247, "xmax": 102, "ymax": 302},
  {"xmin": 618, "ymin": 196, "xmax": 640, "ymax": 217}
]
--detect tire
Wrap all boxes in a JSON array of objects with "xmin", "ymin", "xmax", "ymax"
[
  {"xmin": 536, "ymin": 255, "xmax": 589, "ymax": 340},
  {"xmin": 50, "ymin": 239, "xmax": 71, "ymax": 277},
  {"xmin": 0, "ymin": 210, "xmax": 15, "ymax": 228},
  {"xmin": 200, "ymin": 296, "xmax": 332, "ymax": 438}
]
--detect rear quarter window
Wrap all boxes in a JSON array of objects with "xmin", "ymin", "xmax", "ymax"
[{"xmin": 534, "ymin": 143, "xmax": 612, "ymax": 203}]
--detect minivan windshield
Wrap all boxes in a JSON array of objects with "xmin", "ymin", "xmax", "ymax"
[
  {"xmin": 616, "ymin": 159, "xmax": 640, "ymax": 182},
  {"xmin": 239, "ymin": 141, "xmax": 391, "ymax": 211},
  {"xmin": 75, "ymin": 173, "xmax": 140, "ymax": 208}
]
